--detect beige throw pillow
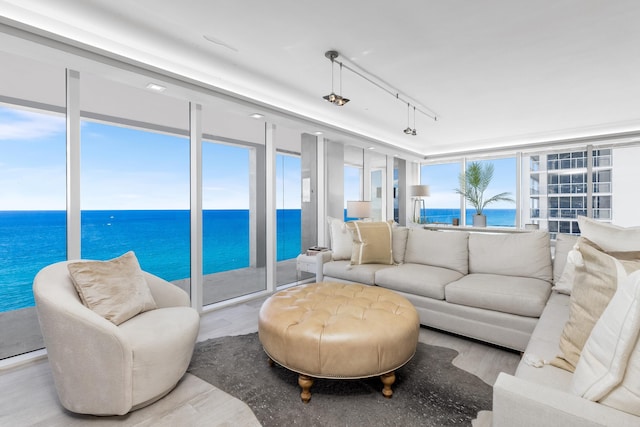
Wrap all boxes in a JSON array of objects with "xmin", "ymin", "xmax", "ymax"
[
  {"xmin": 346, "ymin": 220, "xmax": 393, "ymax": 265},
  {"xmin": 67, "ymin": 251, "xmax": 157, "ymax": 325},
  {"xmin": 552, "ymin": 240, "xmax": 640, "ymax": 372}
]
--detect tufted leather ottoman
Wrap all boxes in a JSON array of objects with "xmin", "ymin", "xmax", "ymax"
[{"xmin": 258, "ymin": 282, "xmax": 420, "ymax": 402}]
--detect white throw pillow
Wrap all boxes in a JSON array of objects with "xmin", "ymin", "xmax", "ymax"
[
  {"xmin": 553, "ymin": 247, "xmax": 583, "ymax": 295},
  {"xmin": 327, "ymin": 216, "xmax": 353, "ymax": 261},
  {"xmin": 572, "ymin": 267, "xmax": 640, "ymax": 416},
  {"xmin": 578, "ymin": 216, "xmax": 640, "ymax": 252}
]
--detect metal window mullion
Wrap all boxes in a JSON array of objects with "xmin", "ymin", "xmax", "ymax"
[
  {"xmin": 190, "ymin": 103, "xmax": 203, "ymax": 311},
  {"xmin": 66, "ymin": 69, "xmax": 81, "ymax": 260}
]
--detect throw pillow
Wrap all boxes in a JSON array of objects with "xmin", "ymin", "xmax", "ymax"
[
  {"xmin": 578, "ymin": 216, "xmax": 640, "ymax": 252},
  {"xmin": 392, "ymin": 225, "xmax": 409, "ymax": 264},
  {"xmin": 553, "ymin": 247, "xmax": 583, "ymax": 295},
  {"xmin": 67, "ymin": 251, "xmax": 157, "ymax": 325},
  {"xmin": 327, "ymin": 216, "xmax": 353, "ymax": 261},
  {"xmin": 345, "ymin": 220, "xmax": 393, "ymax": 265},
  {"xmin": 551, "ymin": 240, "xmax": 640, "ymax": 372},
  {"xmin": 552, "ymin": 233, "xmax": 579, "ymax": 292},
  {"xmin": 571, "ymin": 267, "xmax": 640, "ymax": 408}
]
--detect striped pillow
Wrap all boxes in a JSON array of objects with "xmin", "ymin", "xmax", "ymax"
[{"xmin": 346, "ymin": 221, "xmax": 393, "ymax": 265}]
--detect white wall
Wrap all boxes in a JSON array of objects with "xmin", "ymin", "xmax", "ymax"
[{"xmin": 612, "ymin": 145, "xmax": 640, "ymax": 226}]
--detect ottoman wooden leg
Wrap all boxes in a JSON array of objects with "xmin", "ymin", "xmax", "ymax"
[
  {"xmin": 267, "ymin": 357, "xmax": 274, "ymax": 367},
  {"xmin": 380, "ymin": 371, "xmax": 396, "ymax": 398},
  {"xmin": 298, "ymin": 374, "xmax": 314, "ymax": 403}
]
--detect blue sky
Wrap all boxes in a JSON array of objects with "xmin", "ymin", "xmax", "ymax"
[
  {"xmin": 1, "ymin": 105, "xmax": 515, "ymax": 211},
  {"xmin": 422, "ymin": 158, "xmax": 517, "ymax": 209},
  {"xmin": 0, "ymin": 106, "xmax": 302, "ymax": 210}
]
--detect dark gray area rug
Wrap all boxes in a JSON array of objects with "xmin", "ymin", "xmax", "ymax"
[{"xmin": 188, "ymin": 332, "xmax": 492, "ymax": 427}]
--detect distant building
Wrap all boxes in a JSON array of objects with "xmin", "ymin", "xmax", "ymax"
[{"xmin": 527, "ymin": 148, "xmax": 612, "ymax": 239}]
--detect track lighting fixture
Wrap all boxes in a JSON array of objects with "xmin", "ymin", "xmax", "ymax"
[
  {"xmin": 322, "ymin": 51, "xmax": 349, "ymax": 106},
  {"xmin": 322, "ymin": 50, "xmax": 436, "ymax": 133},
  {"xmin": 403, "ymin": 103, "xmax": 413, "ymax": 134},
  {"xmin": 412, "ymin": 106, "xmax": 417, "ymax": 136}
]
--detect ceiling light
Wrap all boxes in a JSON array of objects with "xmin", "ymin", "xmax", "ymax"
[
  {"xmin": 322, "ymin": 51, "xmax": 349, "ymax": 106},
  {"xmin": 322, "ymin": 50, "xmax": 437, "ymax": 132},
  {"xmin": 412, "ymin": 106, "xmax": 418, "ymax": 136},
  {"xmin": 367, "ymin": 146, "xmax": 375, "ymax": 150},
  {"xmin": 249, "ymin": 113, "xmax": 264, "ymax": 119},
  {"xmin": 403, "ymin": 103, "xmax": 413, "ymax": 134},
  {"xmin": 313, "ymin": 131, "xmax": 323, "ymax": 135},
  {"xmin": 146, "ymin": 83, "xmax": 166, "ymax": 92}
]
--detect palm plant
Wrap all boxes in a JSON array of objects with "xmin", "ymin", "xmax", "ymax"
[{"xmin": 455, "ymin": 162, "xmax": 514, "ymax": 216}]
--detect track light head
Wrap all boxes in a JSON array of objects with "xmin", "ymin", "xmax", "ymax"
[
  {"xmin": 411, "ymin": 128, "xmax": 417, "ymax": 136},
  {"xmin": 403, "ymin": 127, "xmax": 413, "ymax": 134},
  {"xmin": 323, "ymin": 92, "xmax": 338, "ymax": 103},
  {"xmin": 335, "ymin": 97, "xmax": 350, "ymax": 106}
]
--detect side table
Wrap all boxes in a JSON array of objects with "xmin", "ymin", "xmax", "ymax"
[{"xmin": 296, "ymin": 253, "xmax": 318, "ymax": 283}]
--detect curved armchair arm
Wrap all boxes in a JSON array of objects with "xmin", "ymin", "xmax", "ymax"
[
  {"xmin": 143, "ymin": 272, "xmax": 190, "ymax": 308},
  {"xmin": 33, "ymin": 262, "xmax": 134, "ymax": 415}
]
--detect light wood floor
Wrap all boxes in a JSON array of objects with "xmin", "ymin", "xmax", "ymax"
[{"xmin": 0, "ymin": 293, "xmax": 520, "ymax": 426}]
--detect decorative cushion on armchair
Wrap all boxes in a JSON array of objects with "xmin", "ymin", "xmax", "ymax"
[{"xmin": 33, "ymin": 260, "xmax": 200, "ymax": 416}]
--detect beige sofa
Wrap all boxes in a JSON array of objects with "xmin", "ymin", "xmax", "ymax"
[{"xmin": 317, "ymin": 225, "xmax": 553, "ymax": 351}]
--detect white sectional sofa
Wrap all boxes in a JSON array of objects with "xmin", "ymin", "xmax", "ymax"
[
  {"xmin": 318, "ymin": 219, "xmax": 640, "ymax": 425},
  {"xmin": 493, "ymin": 292, "xmax": 640, "ymax": 426},
  {"xmin": 317, "ymin": 224, "xmax": 553, "ymax": 351}
]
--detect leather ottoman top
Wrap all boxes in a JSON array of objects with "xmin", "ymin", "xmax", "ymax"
[{"xmin": 258, "ymin": 282, "xmax": 420, "ymax": 379}]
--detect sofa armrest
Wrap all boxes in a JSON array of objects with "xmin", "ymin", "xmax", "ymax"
[
  {"xmin": 493, "ymin": 373, "xmax": 639, "ymax": 427},
  {"xmin": 316, "ymin": 251, "xmax": 333, "ymax": 282}
]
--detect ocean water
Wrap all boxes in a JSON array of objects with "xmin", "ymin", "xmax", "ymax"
[
  {"xmin": 0, "ymin": 208, "xmax": 515, "ymax": 312},
  {"xmin": 422, "ymin": 208, "xmax": 516, "ymax": 227},
  {"xmin": 0, "ymin": 210, "xmax": 302, "ymax": 312}
]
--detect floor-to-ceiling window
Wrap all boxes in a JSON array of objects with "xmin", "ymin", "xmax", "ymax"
[
  {"xmin": 276, "ymin": 152, "xmax": 304, "ymax": 284},
  {"xmin": 202, "ymin": 140, "xmax": 266, "ymax": 303},
  {"xmin": 344, "ymin": 165, "xmax": 361, "ymax": 221},
  {"xmin": 0, "ymin": 105, "xmax": 66, "ymax": 359},
  {"xmin": 80, "ymin": 122, "xmax": 191, "ymax": 289},
  {"xmin": 464, "ymin": 157, "xmax": 516, "ymax": 227},
  {"xmin": 420, "ymin": 162, "xmax": 461, "ymax": 225},
  {"xmin": 79, "ymin": 72, "xmax": 191, "ymax": 296},
  {"xmin": 0, "ymin": 50, "xmax": 67, "ymax": 359}
]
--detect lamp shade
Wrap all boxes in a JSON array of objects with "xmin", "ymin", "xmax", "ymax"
[
  {"xmin": 346, "ymin": 201, "xmax": 372, "ymax": 219},
  {"xmin": 410, "ymin": 185, "xmax": 430, "ymax": 197}
]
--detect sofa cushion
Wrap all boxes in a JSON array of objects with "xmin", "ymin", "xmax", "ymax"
[
  {"xmin": 445, "ymin": 274, "xmax": 551, "ymax": 317},
  {"xmin": 468, "ymin": 231, "xmax": 552, "ymax": 282},
  {"xmin": 515, "ymin": 293, "xmax": 574, "ymax": 390},
  {"xmin": 571, "ymin": 268, "xmax": 640, "ymax": 414},
  {"xmin": 392, "ymin": 226, "xmax": 409, "ymax": 264},
  {"xmin": 552, "ymin": 241, "xmax": 640, "ymax": 372},
  {"xmin": 578, "ymin": 216, "xmax": 640, "ymax": 252},
  {"xmin": 375, "ymin": 263, "xmax": 463, "ymax": 300},
  {"xmin": 327, "ymin": 217, "xmax": 353, "ymax": 260},
  {"xmin": 403, "ymin": 228, "xmax": 469, "ymax": 274},
  {"xmin": 346, "ymin": 220, "xmax": 393, "ymax": 265},
  {"xmin": 322, "ymin": 261, "xmax": 393, "ymax": 285},
  {"xmin": 67, "ymin": 251, "xmax": 157, "ymax": 325}
]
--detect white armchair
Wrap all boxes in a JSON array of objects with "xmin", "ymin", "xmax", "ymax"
[{"xmin": 33, "ymin": 261, "xmax": 200, "ymax": 416}]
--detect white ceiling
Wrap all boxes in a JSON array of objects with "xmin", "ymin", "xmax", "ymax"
[{"xmin": 2, "ymin": 0, "xmax": 640, "ymax": 157}]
